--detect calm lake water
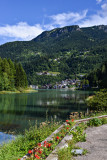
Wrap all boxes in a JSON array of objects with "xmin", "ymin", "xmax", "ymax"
[{"xmin": 0, "ymin": 89, "xmax": 93, "ymax": 137}]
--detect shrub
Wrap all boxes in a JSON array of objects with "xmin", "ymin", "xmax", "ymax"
[
  {"xmin": 87, "ymin": 118, "xmax": 102, "ymax": 127},
  {"xmin": 101, "ymin": 118, "xmax": 107, "ymax": 124},
  {"xmin": 71, "ymin": 123, "xmax": 87, "ymax": 142}
]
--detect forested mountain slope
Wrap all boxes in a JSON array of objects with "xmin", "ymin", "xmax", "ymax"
[{"xmin": 0, "ymin": 25, "xmax": 107, "ymax": 84}]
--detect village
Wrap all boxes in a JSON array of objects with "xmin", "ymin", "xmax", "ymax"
[{"xmin": 29, "ymin": 78, "xmax": 89, "ymax": 89}]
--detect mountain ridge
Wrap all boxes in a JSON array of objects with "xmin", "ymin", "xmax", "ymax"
[{"xmin": 0, "ymin": 24, "xmax": 107, "ymax": 85}]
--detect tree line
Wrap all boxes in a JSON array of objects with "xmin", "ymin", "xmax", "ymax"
[
  {"xmin": 86, "ymin": 60, "xmax": 107, "ymax": 88},
  {"xmin": 0, "ymin": 58, "xmax": 28, "ymax": 91}
]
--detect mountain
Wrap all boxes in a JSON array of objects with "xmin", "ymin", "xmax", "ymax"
[
  {"xmin": 32, "ymin": 25, "xmax": 107, "ymax": 54},
  {"xmin": 0, "ymin": 25, "xmax": 107, "ymax": 85}
]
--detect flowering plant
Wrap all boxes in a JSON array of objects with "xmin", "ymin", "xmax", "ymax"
[{"xmin": 18, "ymin": 119, "xmax": 75, "ymax": 160}]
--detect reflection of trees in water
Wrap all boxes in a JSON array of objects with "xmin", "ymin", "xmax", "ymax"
[
  {"xmin": 0, "ymin": 90, "xmax": 92, "ymax": 134},
  {"xmin": 0, "ymin": 94, "xmax": 28, "ymax": 132}
]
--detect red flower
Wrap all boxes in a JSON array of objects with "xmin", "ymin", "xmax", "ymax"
[
  {"xmin": 56, "ymin": 136, "xmax": 59, "ymax": 140},
  {"xmin": 66, "ymin": 120, "xmax": 69, "ymax": 123},
  {"xmin": 44, "ymin": 141, "xmax": 47, "ymax": 144},
  {"xmin": 72, "ymin": 119, "xmax": 74, "ymax": 122},
  {"xmin": 67, "ymin": 127, "xmax": 69, "ymax": 129},
  {"xmin": 38, "ymin": 150, "xmax": 42, "ymax": 154},
  {"xmin": 37, "ymin": 143, "xmax": 41, "ymax": 147},
  {"xmin": 48, "ymin": 143, "xmax": 52, "ymax": 148},
  {"xmin": 28, "ymin": 150, "xmax": 33, "ymax": 154},
  {"xmin": 44, "ymin": 144, "xmax": 46, "ymax": 147},
  {"xmin": 34, "ymin": 154, "xmax": 40, "ymax": 159}
]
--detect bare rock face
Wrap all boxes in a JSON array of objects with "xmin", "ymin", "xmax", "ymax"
[
  {"xmin": 33, "ymin": 25, "xmax": 81, "ymax": 40},
  {"xmin": 98, "ymin": 25, "xmax": 107, "ymax": 32}
]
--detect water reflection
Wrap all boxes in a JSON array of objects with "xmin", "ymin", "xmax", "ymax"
[
  {"xmin": 0, "ymin": 90, "xmax": 92, "ymax": 134},
  {"xmin": 0, "ymin": 132, "xmax": 15, "ymax": 144}
]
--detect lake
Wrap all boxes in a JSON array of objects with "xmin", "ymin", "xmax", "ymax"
[{"xmin": 0, "ymin": 89, "xmax": 92, "ymax": 143}]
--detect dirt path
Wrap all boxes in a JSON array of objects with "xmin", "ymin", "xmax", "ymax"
[{"xmin": 75, "ymin": 124, "xmax": 107, "ymax": 160}]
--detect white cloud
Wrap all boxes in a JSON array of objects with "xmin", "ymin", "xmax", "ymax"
[
  {"xmin": 101, "ymin": 3, "xmax": 107, "ymax": 11},
  {"xmin": 79, "ymin": 2, "xmax": 107, "ymax": 27},
  {"xmin": 1, "ymin": 1, "xmax": 107, "ymax": 45},
  {"xmin": 96, "ymin": 0, "xmax": 102, "ymax": 4},
  {"xmin": 0, "ymin": 22, "xmax": 44, "ymax": 41},
  {"xmin": 49, "ymin": 10, "xmax": 88, "ymax": 27},
  {"xmin": 0, "ymin": 10, "xmax": 88, "ymax": 44}
]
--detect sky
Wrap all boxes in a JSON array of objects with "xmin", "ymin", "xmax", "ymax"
[{"xmin": 0, "ymin": 0, "xmax": 107, "ymax": 45}]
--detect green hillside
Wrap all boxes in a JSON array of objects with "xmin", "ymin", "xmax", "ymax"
[{"xmin": 0, "ymin": 25, "xmax": 107, "ymax": 85}]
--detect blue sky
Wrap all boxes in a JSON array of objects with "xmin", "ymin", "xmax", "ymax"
[{"xmin": 0, "ymin": 0, "xmax": 107, "ymax": 45}]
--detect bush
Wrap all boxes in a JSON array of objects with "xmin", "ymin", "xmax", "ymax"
[
  {"xmin": 87, "ymin": 89, "xmax": 107, "ymax": 111},
  {"xmin": 71, "ymin": 123, "xmax": 87, "ymax": 142},
  {"xmin": 101, "ymin": 118, "xmax": 107, "ymax": 124},
  {"xmin": 87, "ymin": 118, "xmax": 102, "ymax": 127}
]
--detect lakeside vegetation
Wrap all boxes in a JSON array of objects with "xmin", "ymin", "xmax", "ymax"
[
  {"xmin": 0, "ymin": 121, "xmax": 61, "ymax": 160},
  {"xmin": 0, "ymin": 117, "xmax": 106, "ymax": 160},
  {"xmin": 87, "ymin": 89, "xmax": 107, "ymax": 111},
  {"xmin": 0, "ymin": 57, "xmax": 28, "ymax": 92},
  {"xmin": 0, "ymin": 88, "xmax": 38, "ymax": 94}
]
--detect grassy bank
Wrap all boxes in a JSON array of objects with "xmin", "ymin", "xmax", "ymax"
[
  {"xmin": 0, "ymin": 88, "xmax": 38, "ymax": 94},
  {"xmin": 0, "ymin": 121, "xmax": 61, "ymax": 160}
]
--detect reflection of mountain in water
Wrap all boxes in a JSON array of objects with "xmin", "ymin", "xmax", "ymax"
[{"xmin": 0, "ymin": 90, "xmax": 93, "ymax": 134}]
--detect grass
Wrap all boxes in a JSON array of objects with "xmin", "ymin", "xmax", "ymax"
[
  {"xmin": 58, "ymin": 147, "xmax": 73, "ymax": 160},
  {"xmin": 70, "ymin": 111, "xmax": 107, "ymax": 120},
  {"xmin": 0, "ymin": 121, "xmax": 61, "ymax": 160},
  {"xmin": 0, "ymin": 87, "xmax": 38, "ymax": 94}
]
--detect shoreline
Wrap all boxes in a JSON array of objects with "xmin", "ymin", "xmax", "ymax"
[{"xmin": 0, "ymin": 89, "xmax": 38, "ymax": 94}]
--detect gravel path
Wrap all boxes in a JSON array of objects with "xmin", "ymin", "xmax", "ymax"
[{"xmin": 75, "ymin": 124, "xmax": 107, "ymax": 160}]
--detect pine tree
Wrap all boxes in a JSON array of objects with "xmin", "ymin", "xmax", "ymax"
[{"xmin": 8, "ymin": 59, "xmax": 16, "ymax": 89}]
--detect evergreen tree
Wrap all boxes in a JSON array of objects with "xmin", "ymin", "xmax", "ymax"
[
  {"xmin": 2, "ymin": 72, "xmax": 10, "ymax": 90},
  {"xmin": 15, "ymin": 63, "xmax": 28, "ymax": 88},
  {"xmin": 0, "ymin": 57, "xmax": 28, "ymax": 90},
  {"xmin": 8, "ymin": 59, "xmax": 16, "ymax": 89}
]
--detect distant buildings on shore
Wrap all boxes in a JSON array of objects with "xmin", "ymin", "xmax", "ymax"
[{"xmin": 30, "ymin": 79, "xmax": 81, "ymax": 89}]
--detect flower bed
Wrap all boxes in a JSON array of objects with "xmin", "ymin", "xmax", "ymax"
[{"xmin": 18, "ymin": 119, "xmax": 75, "ymax": 160}]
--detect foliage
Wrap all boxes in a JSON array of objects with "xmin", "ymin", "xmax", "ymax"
[
  {"xmin": 87, "ymin": 89, "xmax": 107, "ymax": 110},
  {"xmin": 87, "ymin": 61, "xmax": 107, "ymax": 88},
  {"xmin": 87, "ymin": 118, "xmax": 102, "ymax": 126},
  {"xmin": 101, "ymin": 117, "xmax": 107, "ymax": 124},
  {"xmin": 0, "ymin": 121, "xmax": 60, "ymax": 160},
  {"xmin": 71, "ymin": 123, "xmax": 87, "ymax": 142},
  {"xmin": 87, "ymin": 117, "xmax": 107, "ymax": 126},
  {"xmin": 0, "ymin": 25, "xmax": 107, "ymax": 85},
  {"xmin": 14, "ymin": 119, "xmax": 75, "ymax": 160},
  {"xmin": 0, "ymin": 57, "xmax": 28, "ymax": 91},
  {"xmin": 58, "ymin": 147, "xmax": 72, "ymax": 160}
]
